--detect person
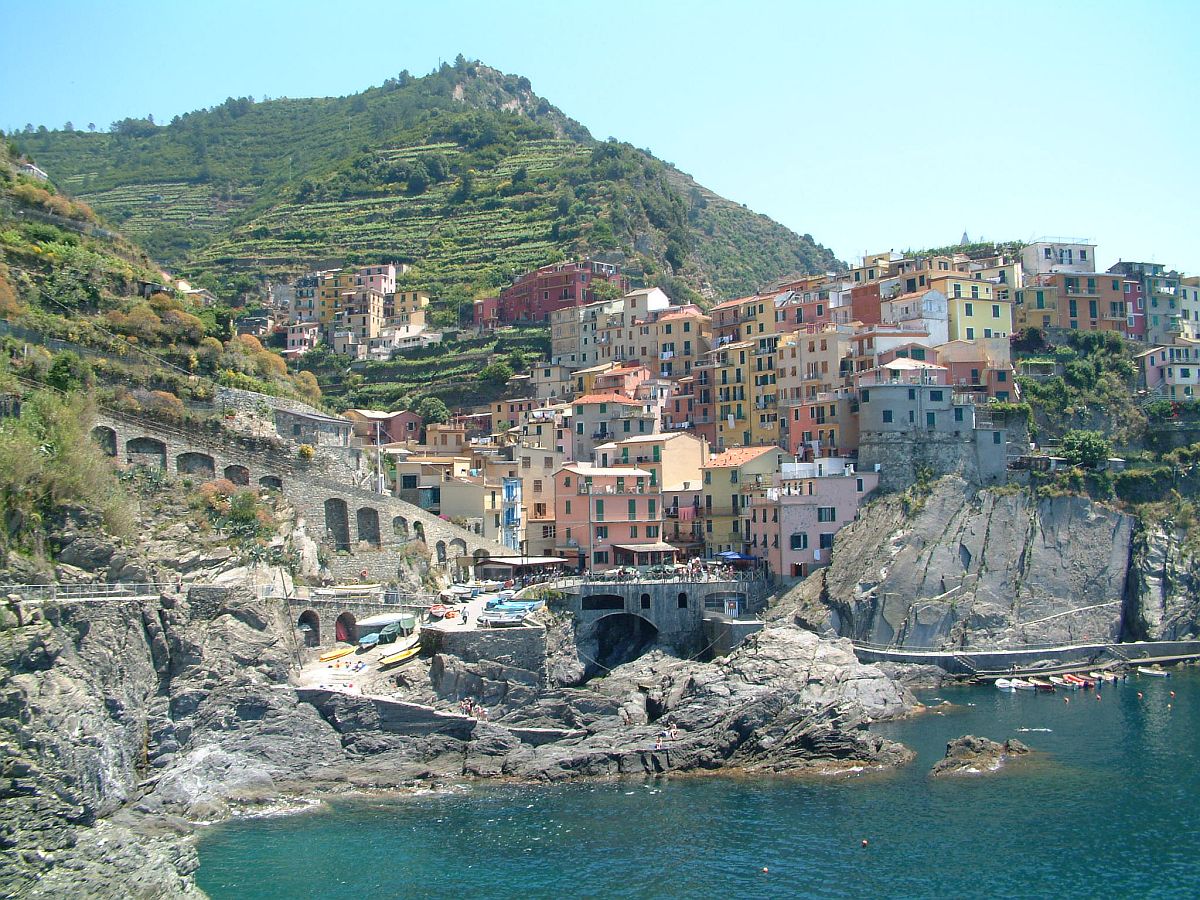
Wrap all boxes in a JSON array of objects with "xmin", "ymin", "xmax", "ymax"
[
  {"xmin": 669, "ymin": 723, "xmax": 678, "ymax": 741},
  {"xmin": 654, "ymin": 736, "xmax": 664, "ymax": 751}
]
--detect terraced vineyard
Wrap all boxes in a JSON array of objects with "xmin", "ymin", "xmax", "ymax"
[{"xmin": 15, "ymin": 60, "xmax": 841, "ymax": 307}]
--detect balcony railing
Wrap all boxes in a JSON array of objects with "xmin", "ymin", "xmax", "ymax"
[{"xmin": 578, "ymin": 484, "xmax": 654, "ymax": 495}]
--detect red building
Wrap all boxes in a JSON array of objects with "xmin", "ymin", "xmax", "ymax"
[
  {"xmin": 850, "ymin": 282, "xmax": 883, "ymax": 326},
  {"xmin": 473, "ymin": 295, "xmax": 499, "ymax": 330},
  {"xmin": 498, "ymin": 260, "xmax": 628, "ymax": 324}
]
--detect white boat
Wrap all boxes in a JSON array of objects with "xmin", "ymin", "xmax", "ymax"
[
  {"xmin": 1010, "ymin": 679, "xmax": 1036, "ymax": 691},
  {"xmin": 1138, "ymin": 666, "xmax": 1172, "ymax": 677},
  {"xmin": 1049, "ymin": 675, "xmax": 1076, "ymax": 689},
  {"xmin": 995, "ymin": 678, "xmax": 1016, "ymax": 691}
]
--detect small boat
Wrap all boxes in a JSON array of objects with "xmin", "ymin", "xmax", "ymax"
[
  {"xmin": 1029, "ymin": 678, "xmax": 1056, "ymax": 693},
  {"xmin": 1049, "ymin": 676, "xmax": 1075, "ymax": 689},
  {"xmin": 358, "ymin": 632, "xmax": 381, "ymax": 649},
  {"xmin": 1064, "ymin": 674, "xmax": 1093, "ymax": 688},
  {"xmin": 1092, "ymin": 671, "xmax": 1117, "ymax": 683},
  {"xmin": 428, "ymin": 604, "xmax": 450, "ymax": 619},
  {"xmin": 1138, "ymin": 666, "xmax": 1172, "ymax": 677},
  {"xmin": 1011, "ymin": 679, "xmax": 1036, "ymax": 691},
  {"xmin": 319, "ymin": 646, "xmax": 355, "ymax": 662},
  {"xmin": 378, "ymin": 635, "xmax": 422, "ymax": 668},
  {"xmin": 995, "ymin": 678, "xmax": 1016, "ymax": 691}
]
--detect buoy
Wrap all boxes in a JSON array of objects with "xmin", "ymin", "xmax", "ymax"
[
  {"xmin": 1170, "ymin": 691, "xmax": 1176, "ymax": 698},
  {"xmin": 1168, "ymin": 703, "xmax": 1172, "ymax": 710},
  {"xmin": 1096, "ymin": 694, "xmax": 1102, "ymax": 701},
  {"xmin": 1138, "ymin": 692, "xmax": 1144, "ymax": 699},
  {"xmin": 862, "ymin": 839, "xmax": 869, "ymax": 848},
  {"xmin": 761, "ymin": 867, "xmax": 769, "ymax": 874},
  {"xmin": 1064, "ymin": 697, "xmax": 1069, "ymax": 703}
]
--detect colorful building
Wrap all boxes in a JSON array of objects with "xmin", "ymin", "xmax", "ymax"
[
  {"xmin": 702, "ymin": 445, "xmax": 784, "ymax": 556},
  {"xmin": 553, "ymin": 464, "xmax": 670, "ymax": 571}
]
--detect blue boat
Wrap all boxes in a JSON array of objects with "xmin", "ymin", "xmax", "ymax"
[{"xmin": 358, "ymin": 632, "xmax": 381, "ymax": 648}]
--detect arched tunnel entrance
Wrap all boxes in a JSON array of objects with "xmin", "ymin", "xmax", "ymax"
[{"xmin": 591, "ymin": 613, "xmax": 659, "ymax": 677}]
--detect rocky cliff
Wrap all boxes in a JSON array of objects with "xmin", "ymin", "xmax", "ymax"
[
  {"xmin": 785, "ymin": 477, "xmax": 1138, "ymax": 648},
  {"xmin": 1128, "ymin": 524, "xmax": 1200, "ymax": 641}
]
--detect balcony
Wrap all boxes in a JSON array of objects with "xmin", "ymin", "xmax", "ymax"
[
  {"xmin": 660, "ymin": 350, "xmax": 675, "ymax": 360},
  {"xmin": 578, "ymin": 483, "xmax": 653, "ymax": 495}
]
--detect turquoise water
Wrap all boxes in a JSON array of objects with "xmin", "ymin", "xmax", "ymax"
[{"xmin": 197, "ymin": 670, "xmax": 1200, "ymax": 899}]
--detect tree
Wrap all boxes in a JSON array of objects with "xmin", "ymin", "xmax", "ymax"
[
  {"xmin": 64, "ymin": 121, "xmax": 74, "ymax": 132},
  {"xmin": 415, "ymin": 396, "xmax": 449, "ymax": 424},
  {"xmin": 46, "ymin": 351, "xmax": 92, "ymax": 392},
  {"xmin": 478, "ymin": 361, "xmax": 513, "ymax": 386},
  {"xmin": 87, "ymin": 123, "xmax": 96, "ymax": 132},
  {"xmin": 1060, "ymin": 430, "xmax": 1111, "ymax": 469}
]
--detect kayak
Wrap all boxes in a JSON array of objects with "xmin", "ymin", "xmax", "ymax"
[
  {"xmin": 319, "ymin": 646, "xmax": 355, "ymax": 662},
  {"xmin": 379, "ymin": 642, "xmax": 421, "ymax": 668}
]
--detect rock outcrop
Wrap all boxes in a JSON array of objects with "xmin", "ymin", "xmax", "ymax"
[
  {"xmin": 930, "ymin": 734, "xmax": 1030, "ymax": 777},
  {"xmin": 785, "ymin": 477, "xmax": 1134, "ymax": 649},
  {"xmin": 1128, "ymin": 525, "xmax": 1200, "ymax": 641}
]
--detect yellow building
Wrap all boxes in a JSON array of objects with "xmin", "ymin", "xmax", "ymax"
[
  {"xmin": 316, "ymin": 269, "xmax": 356, "ymax": 325},
  {"xmin": 711, "ymin": 340, "xmax": 753, "ymax": 451},
  {"xmin": 389, "ymin": 291, "xmax": 429, "ymax": 328},
  {"xmin": 701, "ymin": 445, "xmax": 783, "ymax": 555},
  {"xmin": 1013, "ymin": 282, "xmax": 1060, "ymax": 332},
  {"xmin": 931, "ymin": 274, "xmax": 1012, "ymax": 341}
]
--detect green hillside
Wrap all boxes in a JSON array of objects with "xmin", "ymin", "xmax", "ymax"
[{"xmin": 12, "ymin": 60, "xmax": 839, "ymax": 310}]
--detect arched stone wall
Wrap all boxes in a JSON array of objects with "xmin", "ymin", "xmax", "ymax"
[
  {"xmin": 224, "ymin": 464, "xmax": 250, "ymax": 486},
  {"xmin": 177, "ymin": 451, "xmax": 216, "ymax": 478},
  {"xmin": 357, "ymin": 507, "xmax": 382, "ymax": 548},
  {"xmin": 324, "ymin": 498, "xmax": 351, "ymax": 551}
]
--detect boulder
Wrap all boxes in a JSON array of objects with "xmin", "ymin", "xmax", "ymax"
[{"xmin": 930, "ymin": 734, "xmax": 1030, "ymax": 777}]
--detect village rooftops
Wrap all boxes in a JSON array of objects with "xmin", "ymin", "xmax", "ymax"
[
  {"xmin": 710, "ymin": 293, "xmax": 765, "ymax": 312},
  {"xmin": 594, "ymin": 432, "xmax": 694, "ymax": 449},
  {"xmin": 572, "ymin": 392, "xmax": 640, "ymax": 405},
  {"xmin": 703, "ymin": 446, "xmax": 780, "ymax": 468},
  {"xmin": 562, "ymin": 463, "xmax": 653, "ymax": 477}
]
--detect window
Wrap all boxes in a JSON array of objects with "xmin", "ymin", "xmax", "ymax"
[
  {"xmin": 595, "ymin": 499, "xmax": 605, "ymax": 520},
  {"xmin": 629, "ymin": 526, "xmax": 638, "ymax": 538},
  {"xmin": 992, "ymin": 431, "xmax": 1002, "ymax": 444},
  {"xmin": 819, "ymin": 533, "xmax": 835, "ymax": 550},
  {"xmin": 998, "ymin": 371, "xmax": 1007, "ymax": 382},
  {"xmin": 790, "ymin": 533, "xmax": 808, "ymax": 550},
  {"xmin": 861, "ymin": 389, "xmax": 870, "ymax": 403},
  {"xmin": 954, "ymin": 407, "xmax": 964, "ymax": 422},
  {"xmin": 882, "ymin": 409, "xmax": 894, "ymax": 423},
  {"xmin": 930, "ymin": 390, "xmax": 944, "ymax": 402},
  {"xmin": 927, "ymin": 411, "xmax": 936, "ymax": 427},
  {"xmin": 818, "ymin": 506, "xmax": 836, "ymax": 522},
  {"xmin": 992, "ymin": 305, "xmax": 1000, "ymax": 318},
  {"xmin": 966, "ymin": 327, "xmax": 975, "ymax": 340},
  {"xmin": 564, "ymin": 499, "xmax": 572, "ymax": 514},
  {"xmin": 647, "ymin": 525, "xmax": 659, "ymax": 538},
  {"xmin": 678, "ymin": 592, "xmax": 688, "ymax": 609},
  {"xmin": 965, "ymin": 302, "xmax": 974, "ymax": 316},
  {"xmin": 593, "ymin": 550, "xmax": 608, "ymax": 564},
  {"xmin": 628, "ymin": 498, "xmax": 637, "ymax": 519},
  {"xmin": 641, "ymin": 593, "xmax": 651, "ymax": 609},
  {"xmin": 596, "ymin": 525, "xmax": 608, "ymax": 539},
  {"xmin": 856, "ymin": 478, "xmax": 864, "ymax": 492}
]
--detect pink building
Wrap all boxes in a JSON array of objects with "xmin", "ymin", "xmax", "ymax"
[
  {"xmin": 355, "ymin": 264, "xmax": 398, "ymax": 296},
  {"xmin": 473, "ymin": 295, "xmax": 499, "ymax": 330},
  {"xmin": 285, "ymin": 321, "xmax": 320, "ymax": 356},
  {"xmin": 554, "ymin": 463, "xmax": 675, "ymax": 572},
  {"xmin": 591, "ymin": 363, "xmax": 653, "ymax": 397},
  {"xmin": 746, "ymin": 457, "xmax": 879, "ymax": 581}
]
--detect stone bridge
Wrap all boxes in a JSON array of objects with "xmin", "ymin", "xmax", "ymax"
[
  {"xmin": 93, "ymin": 409, "xmax": 509, "ymax": 581},
  {"xmin": 555, "ymin": 577, "xmax": 768, "ymax": 659}
]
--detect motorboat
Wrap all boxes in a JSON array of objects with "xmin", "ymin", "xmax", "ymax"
[
  {"xmin": 995, "ymin": 678, "xmax": 1016, "ymax": 691},
  {"xmin": 1010, "ymin": 679, "xmax": 1036, "ymax": 691},
  {"xmin": 1137, "ymin": 666, "xmax": 1172, "ymax": 677}
]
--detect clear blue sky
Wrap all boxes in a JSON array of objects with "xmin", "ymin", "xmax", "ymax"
[{"xmin": 2, "ymin": 0, "xmax": 1197, "ymax": 273}]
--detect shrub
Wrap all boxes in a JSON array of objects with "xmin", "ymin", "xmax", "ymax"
[
  {"xmin": 298, "ymin": 444, "xmax": 315, "ymax": 461},
  {"xmin": 1060, "ymin": 430, "xmax": 1112, "ymax": 469}
]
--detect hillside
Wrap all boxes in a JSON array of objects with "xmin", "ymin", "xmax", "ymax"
[{"xmin": 12, "ymin": 59, "xmax": 840, "ymax": 311}]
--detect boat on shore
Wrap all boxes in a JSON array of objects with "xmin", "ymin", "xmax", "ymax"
[
  {"xmin": 1138, "ymin": 666, "xmax": 1172, "ymax": 677},
  {"xmin": 319, "ymin": 646, "xmax": 355, "ymax": 662},
  {"xmin": 378, "ymin": 634, "xmax": 422, "ymax": 668}
]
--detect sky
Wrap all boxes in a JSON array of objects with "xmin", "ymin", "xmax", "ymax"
[{"xmin": 1, "ymin": 0, "xmax": 1197, "ymax": 273}]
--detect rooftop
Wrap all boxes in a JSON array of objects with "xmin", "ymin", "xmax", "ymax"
[
  {"xmin": 704, "ymin": 446, "xmax": 780, "ymax": 468},
  {"xmin": 573, "ymin": 392, "xmax": 640, "ymax": 406},
  {"xmin": 563, "ymin": 464, "xmax": 653, "ymax": 477}
]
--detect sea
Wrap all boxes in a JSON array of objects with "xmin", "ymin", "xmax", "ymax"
[{"xmin": 196, "ymin": 669, "xmax": 1200, "ymax": 899}]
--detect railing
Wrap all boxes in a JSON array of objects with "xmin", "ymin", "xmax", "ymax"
[
  {"xmin": 578, "ymin": 484, "xmax": 653, "ymax": 495},
  {"xmin": 2, "ymin": 582, "xmax": 182, "ymax": 604}
]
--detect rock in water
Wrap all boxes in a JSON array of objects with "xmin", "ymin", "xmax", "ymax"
[{"xmin": 930, "ymin": 734, "xmax": 1030, "ymax": 777}]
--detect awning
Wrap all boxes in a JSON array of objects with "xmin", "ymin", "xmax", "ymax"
[
  {"xmin": 716, "ymin": 551, "xmax": 758, "ymax": 561},
  {"xmin": 613, "ymin": 542, "xmax": 682, "ymax": 554}
]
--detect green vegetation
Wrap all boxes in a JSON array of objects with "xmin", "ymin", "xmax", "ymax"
[
  {"xmin": 0, "ymin": 363, "xmax": 133, "ymax": 558},
  {"xmin": 1060, "ymin": 430, "xmax": 1112, "ymax": 469},
  {"xmin": 12, "ymin": 60, "xmax": 839, "ymax": 310}
]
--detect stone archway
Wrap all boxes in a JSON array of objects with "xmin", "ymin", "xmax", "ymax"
[
  {"xmin": 413, "ymin": 521, "xmax": 425, "ymax": 544},
  {"xmin": 449, "ymin": 537, "xmax": 467, "ymax": 559},
  {"xmin": 587, "ymin": 612, "xmax": 659, "ymax": 676},
  {"xmin": 324, "ymin": 498, "xmax": 351, "ymax": 551},
  {"xmin": 357, "ymin": 507, "xmax": 381, "ymax": 548},
  {"xmin": 435, "ymin": 540, "xmax": 448, "ymax": 564},
  {"xmin": 259, "ymin": 474, "xmax": 283, "ymax": 491},
  {"xmin": 177, "ymin": 451, "xmax": 216, "ymax": 478},
  {"xmin": 334, "ymin": 611, "xmax": 357, "ymax": 643},
  {"xmin": 473, "ymin": 548, "xmax": 490, "ymax": 562},
  {"xmin": 126, "ymin": 436, "xmax": 167, "ymax": 469},
  {"xmin": 297, "ymin": 610, "xmax": 320, "ymax": 647},
  {"xmin": 223, "ymin": 464, "xmax": 250, "ymax": 486},
  {"xmin": 393, "ymin": 515, "xmax": 409, "ymax": 539},
  {"xmin": 91, "ymin": 426, "xmax": 117, "ymax": 457}
]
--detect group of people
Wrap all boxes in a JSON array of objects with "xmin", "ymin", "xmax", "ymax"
[
  {"xmin": 458, "ymin": 697, "xmax": 489, "ymax": 721},
  {"xmin": 653, "ymin": 722, "xmax": 680, "ymax": 751}
]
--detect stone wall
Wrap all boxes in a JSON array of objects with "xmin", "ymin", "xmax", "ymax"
[
  {"xmin": 858, "ymin": 424, "xmax": 1018, "ymax": 493},
  {"xmin": 214, "ymin": 386, "xmax": 327, "ymax": 419},
  {"xmin": 422, "ymin": 625, "xmax": 547, "ymax": 686},
  {"xmin": 93, "ymin": 410, "xmax": 509, "ymax": 576}
]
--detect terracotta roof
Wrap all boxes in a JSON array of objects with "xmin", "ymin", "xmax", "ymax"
[
  {"xmin": 657, "ymin": 308, "xmax": 708, "ymax": 321},
  {"xmin": 703, "ymin": 446, "xmax": 780, "ymax": 468},
  {"xmin": 709, "ymin": 293, "xmax": 762, "ymax": 311},
  {"xmin": 572, "ymin": 392, "xmax": 639, "ymax": 405}
]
